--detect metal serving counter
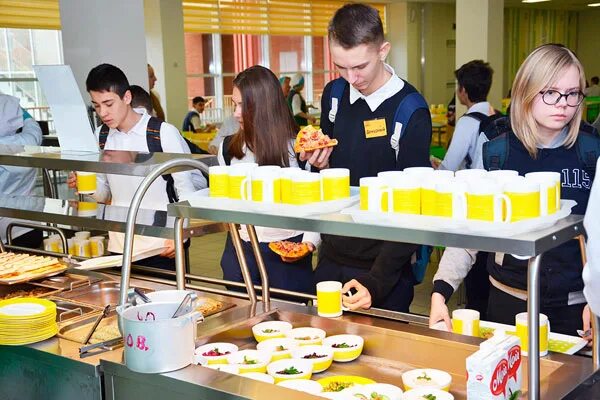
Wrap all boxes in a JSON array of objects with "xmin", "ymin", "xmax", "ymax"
[
  {"xmin": 0, "ymin": 195, "xmax": 225, "ymax": 240},
  {"xmin": 167, "ymin": 199, "xmax": 597, "ymax": 399},
  {"xmin": 0, "ymin": 144, "xmax": 216, "ymax": 176}
]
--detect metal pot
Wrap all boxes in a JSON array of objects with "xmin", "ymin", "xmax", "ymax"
[{"xmin": 116, "ymin": 302, "xmax": 203, "ymax": 373}]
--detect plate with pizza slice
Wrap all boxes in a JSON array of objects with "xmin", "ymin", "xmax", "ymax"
[
  {"xmin": 293, "ymin": 125, "xmax": 338, "ymax": 153},
  {"xmin": 268, "ymin": 241, "xmax": 311, "ymax": 262},
  {"xmin": 0, "ymin": 252, "xmax": 67, "ymax": 285}
]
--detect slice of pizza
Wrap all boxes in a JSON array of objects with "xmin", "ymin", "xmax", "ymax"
[
  {"xmin": 268, "ymin": 241, "xmax": 311, "ymax": 261},
  {"xmin": 293, "ymin": 125, "xmax": 338, "ymax": 153}
]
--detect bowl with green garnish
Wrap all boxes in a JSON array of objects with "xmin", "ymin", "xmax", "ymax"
[
  {"xmin": 401, "ymin": 369, "xmax": 452, "ymax": 392},
  {"xmin": 252, "ymin": 321, "xmax": 293, "ymax": 342},
  {"xmin": 227, "ymin": 349, "xmax": 272, "ymax": 373},
  {"xmin": 322, "ymin": 334, "xmax": 364, "ymax": 362},
  {"xmin": 256, "ymin": 337, "xmax": 298, "ymax": 361},
  {"xmin": 402, "ymin": 387, "xmax": 454, "ymax": 400},
  {"xmin": 266, "ymin": 358, "xmax": 313, "ymax": 383}
]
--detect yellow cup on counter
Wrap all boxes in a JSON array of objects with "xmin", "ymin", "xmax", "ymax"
[
  {"xmin": 435, "ymin": 179, "xmax": 467, "ymax": 219},
  {"xmin": 503, "ymin": 177, "xmax": 540, "ymax": 221},
  {"xmin": 316, "ymin": 281, "xmax": 345, "ymax": 318},
  {"xmin": 525, "ymin": 172, "xmax": 561, "ymax": 215},
  {"xmin": 320, "ymin": 168, "xmax": 350, "ymax": 201},
  {"xmin": 385, "ymin": 175, "xmax": 421, "ymax": 214},
  {"xmin": 291, "ymin": 171, "xmax": 321, "ymax": 205},
  {"xmin": 466, "ymin": 179, "xmax": 512, "ymax": 222},
  {"xmin": 228, "ymin": 163, "xmax": 257, "ymax": 200},
  {"xmin": 280, "ymin": 167, "xmax": 301, "ymax": 204},
  {"xmin": 208, "ymin": 165, "xmax": 230, "ymax": 198},
  {"xmin": 76, "ymin": 171, "xmax": 97, "ymax": 194},
  {"xmin": 359, "ymin": 177, "xmax": 387, "ymax": 212},
  {"xmin": 515, "ymin": 312, "xmax": 549, "ymax": 356},
  {"xmin": 251, "ymin": 166, "xmax": 281, "ymax": 203},
  {"xmin": 452, "ymin": 309, "xmax": 480, "ymax": 337}
]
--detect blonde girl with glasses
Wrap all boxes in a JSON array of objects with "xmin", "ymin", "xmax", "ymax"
[{"xmin": 429, "ymin": 44, "xmax": 600, "ymax": 338}]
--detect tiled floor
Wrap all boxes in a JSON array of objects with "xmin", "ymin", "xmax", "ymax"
[{"xmin": 187, "ymin": 232, "xmax": 461, "ymax": 316}]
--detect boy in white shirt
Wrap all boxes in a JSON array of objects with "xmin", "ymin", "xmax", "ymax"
[{"xmin": 67, "ymin": 63, "xmax": 195, "ymax": 270}]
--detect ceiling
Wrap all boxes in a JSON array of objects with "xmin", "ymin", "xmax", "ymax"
[{"xmin": 378, "ymin": 0, "xmax": 599, "ymax": 11}]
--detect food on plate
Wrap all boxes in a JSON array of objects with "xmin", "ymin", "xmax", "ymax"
[
  {"xmin": 324, "ymin": 381, "xmax": 355, "ymax": 392},
  {"xmin": 0, "ymin": 252, "xmax": 65, "ymax": 281},
  {"xmin": 202, "ymin": 348, "xmax": 231, "ymax": 357},
  {"xmin": 332, "ymin": 342, "xmax": 357, "ymax": 348},
  {"xmin": 479, "ymin": 327, "xmax": 495, "ymax": 339},
  {"xmin": 353, "ymin": 393, "xmax": 390, "ymax": 400},
  {"xmin": 286, "ymin": 327, "xmax": 326, "ymax": 346},
  {"xmin": 402, "ymin": 388, "xmax": 454, "ymax": 400},
  {"xmin": 302, "ymin": 352, "xmax": 328, "ymax": 359},
  {"xmin": 243, "ymin": 355, "xmax": 258, "ymax": 365},
  {"xmin": 402, "ymin": 369, "xmax": 452, "ymax": 392},
  {"xmin": 351, "ymin": 383, "xmax": 403, "ymax": 400},
  {"xmin": 263, "ymin": 328, "xmax": 278, "ymax": 333},
  {"xmin": 275, "ymin": 345, "xmax": 287, "ymax": 351},
  {"xmin": 296, "ymin": 336, "xmax": 318, "ymax": 340},
  {"xmin": 268, "ymin": 241, "xmax": 310, "ymax": 261},
  {"xmin": 293, "ymin": 125, "xmax": 338, "ymax": 153},
  {"xmin": 422, "ymin": 395, "xmax": 437, "ymax": 400},
  {"xmin": 256, "ymin": 337, "xmax": 298, "ymax": 361},
  {"xmin": 276, "ymin": 366, "xmax": 303, "ymax": 375},
  {"xmin": 0, "ymin": 287, "xmax": 50, "ymax": 300},
  {"xmin": 196, "ymin": 297, "xmax": 224, "ymax": 316}
]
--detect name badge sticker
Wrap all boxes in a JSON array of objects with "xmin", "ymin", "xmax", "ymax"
[{"xmin": 363, "ymin": 118, "xmax": 387, "ymax": 139}]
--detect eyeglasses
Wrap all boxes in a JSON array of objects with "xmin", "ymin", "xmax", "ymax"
[{"xmin": 539, "ymin": 90, "xmax": 585, "ymax": 107}]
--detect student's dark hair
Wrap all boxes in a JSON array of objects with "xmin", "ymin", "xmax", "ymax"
[
  {"xmin": 328, "ymin": 3, "xmax": 384, "ymax": 49},
  {"xmin": 227, "ymin": 65, "xmax": 297, "ymax": 166},
  {"xmin": 192, "ymin": 96, "xmax": 206, "ymax": 105},
  {"xmin": 129, "ymin": 85, "xmax": 153, "ymax": 114},
  {"xmin": 455, "ymin": 60, "xmax": 494, "ymax": 103},
  {"xmin": 85, "ymin": 63, "xmax": 130, "ymax": 98},
  {"xmin": 592, "ymin": 76, "xmax": 599, "ymax": 85}
]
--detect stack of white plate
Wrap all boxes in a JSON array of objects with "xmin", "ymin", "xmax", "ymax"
[{"xmin": 0, "ymin": 297, "xmax": 58, "ymax": 345}]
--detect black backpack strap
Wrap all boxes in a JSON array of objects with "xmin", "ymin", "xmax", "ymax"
[
  {"xmin": 482, "ymin": 132, "xmax": 510, "ymax": 171},
  {"xmin": 464, "ymin": 111, "xmax": 488, "ymax": 123},
  {"xmin": 98, "ymin": 124, "xmax": 110, "ymax": 149},
  {"xmin": 222, "ymin": 135, "xmax": 234, "ymax": 166},
  {"xmin": 145, "ymin": 116, "xmax": 178, "ymax": 203},
  {"xmin": 576, "ymin": 123, "xmax": 600, "ymax": 179}
]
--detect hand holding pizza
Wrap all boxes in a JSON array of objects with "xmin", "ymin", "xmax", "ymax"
[
  {"xmin": 268, "ymin": 241, "xmax": 315, "ymax": 263},
  {"xmin": 295, "ymin": 125, "xmax": 336, "ymax": 170}
]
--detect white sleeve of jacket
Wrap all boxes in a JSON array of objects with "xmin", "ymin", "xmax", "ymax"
[
  {"xmin": 583, "ymin": 157, "xmax": 600, "ymax": 314},
  {"xmin": 159, "ymin": 122, "xmax": 196, "ymax": 199},
  {"xmin": 433, "ymin": 247, "xmax": 479, "ymax": 293}
]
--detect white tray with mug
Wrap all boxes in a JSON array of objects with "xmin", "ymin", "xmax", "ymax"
[
  {"xmin": 341, "ymin": 199, "xmax": 576, "ymax": 236},
  {"xmin": 185, "ymin": 187, "xmax": 360, "ymax": 217},
  {"xmin": 431, "ymin": 320, "xmax": 588, "ymax": 355}
]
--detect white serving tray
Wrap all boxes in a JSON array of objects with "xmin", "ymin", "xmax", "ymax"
[
  {"xmin": 431, "ymin": 320, "xmax": 588, "ymax": 355},
  {"xmin": 341, "ymin": 200, "xmax": 576, "ymax": 237},
  {"xmin": 185, "ymin": 187, "xmax": 360, "ymax": 217}
]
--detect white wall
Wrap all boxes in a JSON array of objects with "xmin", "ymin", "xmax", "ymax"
[
  {"xmin": 387, "ymin": 2, "xmax": 409, "ymax": 80},
  {"xmin": 144, "ymin": 0, "xmax": 188, "ymax": 126},
  {"xmin": 59, "ymin": 0, "xmax": 148, "ymax": 101}
]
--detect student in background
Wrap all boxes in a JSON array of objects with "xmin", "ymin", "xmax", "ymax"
[
  {"xmin": 182, "ymin": 96, "xmax": 216, "ymax": 133},
  {"xmin": 208, "ymin": 115, "xmax": 239, "ymax": 155},
  {"xmin": 218, "ymin": 65, "xmax": 318, "ymax": 295},
  {"xmin": 280, "ymin": 76, "xmax": 291, "ymax": 98},
  {"xmin": 583, "ymin": 157, "xmax": 600, "ymax": 318},
  {"xmin": 0, "ymin": 94, "xmax": 43, "ymax": 248},
  {"xmin": 147, "ymin": 64, "xmax": 165, "ymax": 121},
  {"xmin": 430, "ymin": 44, "xmax": 599, "ymax": 336},
  {"xmin": 585, "ymin": 76, "xmax": 600, "ymax": 97},
  {"xmin": 288, "ymin": 73, "xmax": 316, "ymax": 127}
]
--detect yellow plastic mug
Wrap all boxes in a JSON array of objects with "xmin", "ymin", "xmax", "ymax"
[
  {"xmin": 228, "ymin": 163, "xmax": 257, "ymax": 200},
  {"xmin": 280, "ymin": 167, "xmax": 302, "ymax": 204},
  {"xmin": 420, "ymin": 171, "xmax": 453, "ymax": 216},
  {"xmin": 466, "ymin": 179, "xmax": 512, "ymax": 222},
  {"xmin": 291, "ymin": 171, "xmax": 321, "ymax": 205},
  {"xmin": 320, "ymin": 168, "xmax": 350, "ymax": 201},
  {"xmin": 525, "ymin": 172, "xmax": 561, "ymax": 215},
  {"xmin": 385, "ymin": 175, "xmax": 421, "ymax": 214},
  {"xmin": 359, "ymin": 177, "xmax": 387, "ymax": 212},
  {"xmin": 515, "ymin": 312, "xmax": 549, "ymax": 356},
  {"xmin": 251, "ymin": 166, "xmax": 281, "ymax": 203},
  {"xmin": 452, "ymin": 309, "xmax": 480, "ymax": 337},
  {"xmin": 316, "ymin": 281, "xmax": 345, "ymax": 317},
  {"xmin": 503, "ymin": 178, "xmax": 540, "ymax": 221},
  {"xmin": 76, "ymin": 171, "xmax": 97, "ymax": 194},
  {"xmin": 434, "ymin": 179, "xmax": 467, "ymax": 219},
  {"xmin": 208, "ymin": 165, "xmax": 230, "ymax": 198}
]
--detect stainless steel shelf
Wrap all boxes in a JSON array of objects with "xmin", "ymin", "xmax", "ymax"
[
  {"xmin": 0, "ymin": 195, "xmax": 225, "ymax": 239},
  {"xmin": 0, "ymin": 144, "xmax": 216, "ymax": 176},
  {"xmin": 167, "ymin": 202, "xmax": 584, "ymax": 257}
]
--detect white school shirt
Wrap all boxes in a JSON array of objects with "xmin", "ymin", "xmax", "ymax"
[
  {"xmin": 92, "ymin": 112, "xmax": 195, "ymax": 254},
  {"xmin": 583, "ymin": 157, "xmax": 600, "ymax": 313},
  {"xmin": 217, "ymin": 140, "xmax": 321, "ymax": 246}
]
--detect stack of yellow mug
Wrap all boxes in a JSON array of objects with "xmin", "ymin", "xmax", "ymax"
[
  {"xmin": 208, "ymin": 164, "xmax": 351, "ymax": 205},
  {"xmin": 359, "ymin": 167, "xmax": 561, "ymax": 222}
]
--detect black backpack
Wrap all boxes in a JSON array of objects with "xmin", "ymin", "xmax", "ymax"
[
  {"xmin": 98, "ymin": 116, "xmax": 179, "ymax": 203},
  {"xmin": 463, "ymin": 111, "xmax": 505, "ymax": 169}
]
